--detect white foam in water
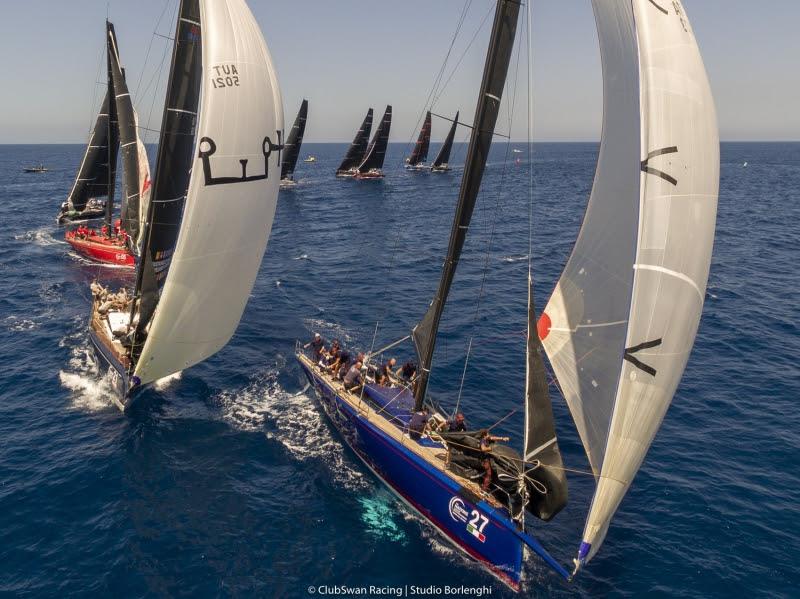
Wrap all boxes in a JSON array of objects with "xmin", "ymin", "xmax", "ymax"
[
  {"xmin": 214, "ymin": 362, "xmax": 369, "ymax": 491},
  {"xmin": 154, "ymin": 371, "xmax": 182, "ymax": 390},
  {"xmin": 58, "ymin": 341, "xmax": 116, "ymax": 412},
  {"xmin": 293, "ymin": 253, "xmax": 309, "ymax": 260},
  {"xmin": 302, "ymin": 318, "xmax": 361, "ymax": 346},
  {"xmin": 501, "ymin": 254, "xmax": 529, "ymax": 263},
  {"xmin": 4, "ymin": 315, "xmax": 39, "ymax": 332},
  {"xmin": 358, "ymin": 494, "xmax": 408, "ymax": 544},
  {"xmin": 14, "ymin": 226, "xmax": 65, "ymax": 247}
]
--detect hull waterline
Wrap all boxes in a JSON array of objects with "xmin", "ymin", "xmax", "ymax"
[{"xmin": 66, "ymin": 231, "xmax": 135, "ymax": 267}]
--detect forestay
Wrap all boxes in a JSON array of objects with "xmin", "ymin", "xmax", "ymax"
[
  {"xmin": 540, "ymin": 0, "xmax": 719, "ymax": 565},
  {"xmin": 134, "ymin": 0, "xmax": 283, "ymax": 385}
]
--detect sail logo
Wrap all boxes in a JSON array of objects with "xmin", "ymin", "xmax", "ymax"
[
  {"xmin": 197, "ymin": 133, "xmax": 283, "ymax": 186},
  {"xmin": 448, "ymin": 497, "xmax": 469, "ymax": 523}
]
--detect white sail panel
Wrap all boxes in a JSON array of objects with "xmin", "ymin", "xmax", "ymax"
[
  {"xmin": 135, "ymin": 0, "xmax": 283, "ymax": 384},
  {"xmin": 580, "ymin": 0, "xmax": 719, "ymax": 563},
  {"xmin": 540, "ymin": 0, "xmax": 641, "ymax": 476}
]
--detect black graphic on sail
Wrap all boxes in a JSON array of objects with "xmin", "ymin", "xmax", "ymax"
[
  {"xmin": 357, "ymin": 105, "xmax": 392, "ymax": 173},
  {"xmin": 198, "ymin": 134, "xmax": 282, "ymax": 185},
  {"xmin": 337, "ymin": 108, "xmax": 373, "ymax": 174},
  {"xmin": 412, "ymin": 1, "xmax": 520, "ymax": 409},
  {"xmin": 131, "ymin": 0, "xmax": 202, "ymax": 344},
  {"xmin": 107, "ymin": 21, "xmax": 146, "ymax": 249},
  {"xmin": 281, "ymin": 99, "xmax": 308, "ymax": 181},
  {"xmin": 407, "ymin": 111, "xmax": 431, "ymax": 166},
  {"xmin": 431, "ymin": 111, "xmax": 459, "ymax": 169}
]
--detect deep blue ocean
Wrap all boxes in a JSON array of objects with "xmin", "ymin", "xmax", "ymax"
[{"xmin": 0, "ymin": 141, "xmax": 797, "ymax": 598}]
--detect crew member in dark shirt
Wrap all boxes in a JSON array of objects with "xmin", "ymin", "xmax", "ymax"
[
  {"xmin": 343, "ymin": 361, "xmax": 364, "ymax": 393},
  {"xmin": 376, "ymin": 357, "xmax": 397, "ymax": 386},
  {"xmin": 448, "ymin": 412, "xmax": 467, "ymax": 432},
  {"xmin": 408, "ymin": 407, "xmax": 429, "ymax": 440},
  {"xmin": 304, "ymin": 333, "xmax": 324, "ymax": 360},
  {"xmin": 396, "ymin": 360, "xmax": 417, "ymax": 381}
]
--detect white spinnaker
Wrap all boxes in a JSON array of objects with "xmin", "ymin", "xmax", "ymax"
[
  {"xmin": 579, "ymin": 0, "xmax": 719, "ymax": 563},
  {"xmin": 134, "ymin": 0, "xmax": 283, "ymax": 385},
  {"xmin": 539, "ymin": 0, "xmax": 641, "ymax": 476},
  {"xmin": 134, "ymin": 109, "xmax": 152, "ymax": 255}
]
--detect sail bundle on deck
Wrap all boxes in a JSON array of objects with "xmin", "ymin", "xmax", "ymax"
[
  {"xmin": 131, "ymin": 0, "xmax": 283, "ymax": 386},
  {"xmin": 539, "ymin": 0, "xmax": 719, "ymax": 565}
]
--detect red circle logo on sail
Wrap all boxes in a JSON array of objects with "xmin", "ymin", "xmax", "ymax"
[{"xmin": 537, "ymin": 312, "xmax": 552, "ymax": 340}]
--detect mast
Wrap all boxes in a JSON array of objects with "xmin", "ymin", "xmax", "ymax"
[
  {"xmin": 103, "ymin": 20, "xmax": 119, "ymax": 235},
  {"xmin": 129, "ymin": 0, "xmax": 202, "ymax": 354},
  {"xmin": 407, "ymin": 111, "xmax": 431, "ymax": 166},
  {"xmin": 357, "ymin": 105, "xmax": 392, "ymax": 172},
  {"xmin": 336, "ymin": 108, "xmax": 373, "ymax": 173},
  {"xmin": 281, "ymin": 99, "xmax": 308, "ymax": 181},
  {"xmin": 412, "ymin": 0, "xmax": 521, "ymax": 409},
  {"xmin": 431, "ymin": 111, "xmax": 459, "ymax": 168}
]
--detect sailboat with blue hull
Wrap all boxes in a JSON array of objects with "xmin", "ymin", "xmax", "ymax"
[{"xmin": 298, "ymin": 0, "xmax": 718, "ymax": 590}]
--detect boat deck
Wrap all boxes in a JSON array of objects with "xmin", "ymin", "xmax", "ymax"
[
  {"xmin": 298, "ymin": 353, "xmax": 504, "ymax": 510},
  {"xmin": 89, "ymin": 302, "xmax": 131, "ymax": 371}
]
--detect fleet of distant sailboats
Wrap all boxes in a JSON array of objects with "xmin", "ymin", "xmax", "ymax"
[{"xmin": 47, "ymin": 0, "xmax": 720, "ymax": 592}]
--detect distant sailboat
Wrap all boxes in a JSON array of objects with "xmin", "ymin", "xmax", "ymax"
[
  {"xmin": 57, "ymin": 65, "xmax": 119, "ymax": 224},
  {"xmin": 280, "ymin": 99, "xmax": 308, "ymax": 187},
  {"xmin": 354, "ymin": 105, "xmax": 392, "ymax": 180},
  {"xmin": 296, "ymin": 0, "xmax": 718, "ymax": 590},
  {"xmin": 430, "ymin": 111, "xmax": 459, "ymax": 172},
  {"xmin": 65, "ymin": 21, "xmax": 150, "ymax": 268},
  {"xmin": 405, "ymin": 111, "xmax": 431, "ymax": 171},
  {"xmin": 24, "ymin": 164, "xmax": 49, "ymax": 173},
  {"xmin": 336, "ymin": 108, "xmax": 373, "ymax": 177},
  {"xmin": 303, "ymin": 155, "xmax": 316, "ymax": 163},
  {"xmin": 88, "ymin": 0, "xmax": 284, "ymax": 410}
]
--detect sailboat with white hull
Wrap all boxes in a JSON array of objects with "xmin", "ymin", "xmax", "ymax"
[
  {"xmin": 353, "ymin": 105, "xmax": 392, "ymax": 180},
  {"xmin": 336, "ymin": 108, "xmax": 373, "ymax": 177},
  {"xmin": 280, "ymin": 99, "xmax": 308, "ymax": 188},
  {"xmin": 405, "ymin": 111, "xmax": 431, "ymax": 171},
  {"xmin": 430, "ymin": 111, "xmax": 459, "ymax": 173},
  {"xmin": 297, "ymin": 0, "xmax": 718, "ymax": 590},
  {"xmin": 88, "ymin": 0, "xmax": 284, "ymax": 410}
]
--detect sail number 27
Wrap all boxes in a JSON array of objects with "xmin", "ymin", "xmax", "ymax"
[{"xmin": 211, "ymin": 64, "xmax": 240, "ymax": 89}]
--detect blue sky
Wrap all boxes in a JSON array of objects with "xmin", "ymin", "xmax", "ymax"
[{"xmin": 0, "ymin": 1, "xmax": 797, "ymax": 143}]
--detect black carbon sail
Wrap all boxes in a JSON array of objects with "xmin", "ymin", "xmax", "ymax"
[
  {"xmin": 412, "ymin": 1, "xmax": 520, "ymax": 409},
  {"xmin": 131, "ymin": 0, "xmax": 202, "ymax": 346},
  {"xmin": 357, "ymin": 105, "xmax": 392, "ymax": 173},
  {"xmin": 281, "ymin": 99, "xmax": 308, "ymax": 181},
  {"xmin": 431, "ymin": 111, "xmax": 459, "ymax": 170},
  {"xmin": 103, "ymin": 30, "xmax": 120, "ymax": 234},
  {"xmin": 407, "ymin": 111, "xmax": 431, "ymax": 166},
  {"xmin": 107, "ymin": 21, "xmax": 148, "ymax": 251},
  {"xmin": 336, "ymin": 108, "xmax": 373, "ymax": 174}
]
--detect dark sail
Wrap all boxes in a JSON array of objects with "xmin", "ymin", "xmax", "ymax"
[
  {"xmin": 107, "ymin": 21, "xmax": 144, "ymax": 247},
  {"xmin": 281, "ymin": 99, "xmax": 308, "ymax": 181},
  {"xmin": 336, "ymin": 108, "xmax": 373, "ymax": 174},
  {"xmin": 412, "ymin": 0, "xmax": 520, "ymax": 409},
  {"xmin": 65, "ymin": 91, "xmax": 118, "ymax": 212},
  {"xmin": 103, "ymin": 28, "xmax": 120, "ymax": 233},
  {"xmin": 523, "ymin": 271, "xmax": 568, "ymax": 521},
  {"xmin": 407, "ymin": 111, "xmax": 431, "ymax": 166},
  {"xmin": 132, "ymin": 0, "xmax": 202, "ymax": 344},
  {"xmin": 431, "ymin": 111, "xmax": 459, "ymax": 169},
  {"xmin": 357, "ymin": 105, "xmax": 392, "ymax": 173}
]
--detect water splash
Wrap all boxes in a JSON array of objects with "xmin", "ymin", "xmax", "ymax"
[
  {"xmin": 58, "ymin": 339, "xmax": 116, "ymax": 412},
  {"xmin": 14, "ymin": 227, "xmax": 65, "ymax": 247},
  {"xmin": 358, "ymin": 494, "xmax": 408, "ymax": 544}
]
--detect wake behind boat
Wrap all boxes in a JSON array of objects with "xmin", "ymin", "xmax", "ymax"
[
  {"xmin": 88, "ymin": 0, "xmax": 284, "ymax": 410},
  {"xmin": 297, "ymin": 0, "xmax": 718, "ymax": 590}
]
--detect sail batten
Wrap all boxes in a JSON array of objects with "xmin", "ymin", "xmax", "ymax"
[
  {"xmin": 412, "ymin": 0, "xmax": 521, "ymax": 409},
  {"xmin": 337, "ymin": 108, "xmax": 373, "ymax": 174}
]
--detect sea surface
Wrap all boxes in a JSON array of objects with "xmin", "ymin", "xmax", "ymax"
[{"xmin": 0, "ymin": 142, "xmax": 797, "ymax": 598}]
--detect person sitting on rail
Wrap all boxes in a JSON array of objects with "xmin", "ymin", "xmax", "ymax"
[
  {"xmin": 448, "ymin": 412, "xmax": 467, "ymax": 432},
  {"xmin": 304, "ymin": 333, "xmax": 324, "ymax": 360},
  {"xmin": 375, "ymin": 357, "xmax": 397, "ymax": 386},
  {"xmin": 343, "ymin": 361, "xmax": 364, "ymax": 393},
  {"xmin": 408, "ymin": 406, "xmax": 430, "ymax": 441},
  {"xmin": 330, "ymin": 349, "xmax": 350, "ymax": 379}
]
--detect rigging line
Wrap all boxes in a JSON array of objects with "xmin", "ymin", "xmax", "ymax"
[
  {"xmin": 134, "ymin": 0, "xmax": 172, "ymax": 98},
  {"xmin": 454, "ymin": 14, "xmax": 524, "ymax": 412},
  {"xmin": 143, "ymin": 0, "xmax": 179, "ymax": 147},
  {"xmin": 400, "ymin": 0, "xmax": 473, "ymax": 165}
]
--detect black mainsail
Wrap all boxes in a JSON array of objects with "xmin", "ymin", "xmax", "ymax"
[
  {"xmin": 107, "ymin": 21, "xmax": 149, "ymax": 252},
  {"xmin": 412, "ymin": 2, "xmax": 520, "ymax": 409},
  {"xmin": 357, "ymin": 105, "xmax": 392, "ymax": 173},
  {"xmin": 131, "ymin": 0, "xmax": 202, "ymax": 347},
  {"xmin": 336, "ymin": 108, "xmax": 373, "ymax": 174},
  {"xmin": 407, "ymin": 111, "xmax": 431, "ymax": 166},
  {"xmin": 102, "ymin": 28, "xmax": 120, "ymax": 235},
  {"xmin": 430, "ymin": 111, "xmax": 459, "ymax": 170},
  {"xmin": 281, "ymin": 99, "xmax": 308, "ymax": 182}
]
